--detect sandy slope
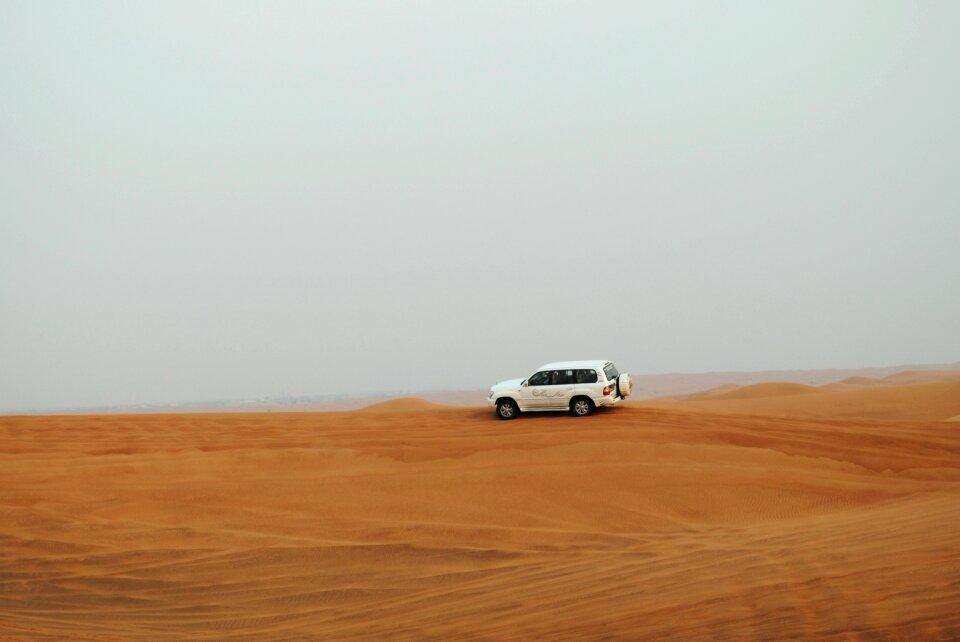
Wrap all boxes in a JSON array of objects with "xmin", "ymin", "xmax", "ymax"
[
  {"xmin": 823, "ymin": 370, "xmax": 960, "ymax": 391},
  {"xmin": 640, "ymin": 380, "xmax": 960, "ymax": 421},
  {"xmin": 2, "ymin": 403, "xmax": 959, "ymax": 640}
]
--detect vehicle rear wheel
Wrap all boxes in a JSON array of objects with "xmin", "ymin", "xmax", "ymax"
[
  {"xmin": 496, "ymin": 399, "xmax": 519, "ymax": 420},
  {"xmin": 570, "ymin": 397, "xmax": 594, "ymax": 417}
]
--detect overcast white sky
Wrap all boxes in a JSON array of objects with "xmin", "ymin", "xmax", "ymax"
[{"xmin": 2, "ymin": 1, "xmax": 959, "ymax": 411}]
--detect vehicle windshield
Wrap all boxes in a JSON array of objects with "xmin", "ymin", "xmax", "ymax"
[{"xmin": 603, "ymin": 363, "xmax": 619, "ymax": 382}]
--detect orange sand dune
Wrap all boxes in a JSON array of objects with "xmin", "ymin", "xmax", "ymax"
[
  {"xmin": 356, "ymin": 397, "xmax": 451, "ymax": 412},
  {"xmin": 681, "ymin": 383, "xmax": 741, "ymax": 400},
  {"xmin": 2, "ymin": 403, "xmax": 959, "ymax": 640},
  {"xmin": 641, "ymin": 380, "xmax": 960, "ymax": 421},
  {"xmin": 706, "ymin": 382, "xmax": 820, "ymax": 400}
]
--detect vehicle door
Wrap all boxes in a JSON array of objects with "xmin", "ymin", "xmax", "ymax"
[
  {"xmin": 575, "ymin": 368, "xmax": 599, "ymax": 397},
  {"xmin": 519, "ymin": 370, "xmax": 552, "ymax": 409},
  {"xmin": 550, "ymin": 369, "xmax": 576, "ymax": 408}
]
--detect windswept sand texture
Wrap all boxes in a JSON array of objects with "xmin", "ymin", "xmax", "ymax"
[{"xmin": 2, "ymin": 399, "xmax": 959, "ymax": 640}]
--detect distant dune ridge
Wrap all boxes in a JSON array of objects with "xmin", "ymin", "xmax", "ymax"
[
  {"xmin": 823, "ymin": 369, "xmax": 960, "ymax": 390},
  {"xmin": 356, "ymin": 397, "xmax": 450, "ymax": 413},
  {"xmin": 699, "ymin": 382, "xmax": 821, "ymax": 400},
  {"xmin": 343, "ymin": 371, "xmax": 960, "ymax": 422},
  {"xmin": 11, "ymin": 362, "xmax": 958, "ymax": 415},
  {"xmin": 260, "ymin": 364, "xmax": 960, "ymax": 417},
  {"xmin": 639, "ymin": 378, "xmax": 960, "ymax": 422}
]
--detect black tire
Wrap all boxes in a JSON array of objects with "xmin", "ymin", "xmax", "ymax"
[
  {"xmin": 496, "ymin": 399, "xmax": 519, "ymax": 420},
  {"xmin": 570, "ymin": 397, "xmax": 594, "ymax": 417}
]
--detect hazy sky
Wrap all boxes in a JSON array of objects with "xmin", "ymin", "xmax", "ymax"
[{"xmin": 2, "ymin": 1, "xmax": 959, "ymax": 411}]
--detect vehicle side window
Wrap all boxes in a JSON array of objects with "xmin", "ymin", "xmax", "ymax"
[
  {"xmin": 576, "ymin": 369, "xmax": 598, "ymax": 383},
  {"xmin": 556, "ymin": 369, "xmax": 575, "ymax": 385},
  {"xmin": 528, "ymin": 371, "xmax": 551, "ymax": 386}
]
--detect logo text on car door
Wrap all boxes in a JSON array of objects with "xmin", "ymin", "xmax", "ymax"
[{"xmin": 533, "ymin": 389, "xmax": 565, "ymax": 397}]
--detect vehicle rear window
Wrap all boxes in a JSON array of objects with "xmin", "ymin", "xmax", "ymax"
[
  {"xmin": 603, "ymin": 363, "xmax": 619, "ymax": 382},
  {"xmin": 556, "ymin": 369, "xmax": 575, "ymax": 385}
]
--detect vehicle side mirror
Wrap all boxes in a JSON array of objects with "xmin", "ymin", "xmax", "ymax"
[{"xmin": 521, "ymin": 379, "xmax": 528, "ymax": 387}]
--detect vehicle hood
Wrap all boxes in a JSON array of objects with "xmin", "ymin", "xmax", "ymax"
[{"xmin": 490, "ymin": 378, "xmax": 525, "ymax": 392}]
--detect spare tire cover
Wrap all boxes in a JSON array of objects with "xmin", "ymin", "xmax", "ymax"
[{"xmin": 617, "ymin": 373, "xmax": 632, "ymax": 397}]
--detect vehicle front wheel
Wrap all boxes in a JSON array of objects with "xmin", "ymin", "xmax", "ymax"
[
  {"xmin": 570, "ymin": 397, "xmax": 594, "ymax": 417},
  {"xmin": 496, "ymin": 399, "xmax": 519, "ymax": 420}
]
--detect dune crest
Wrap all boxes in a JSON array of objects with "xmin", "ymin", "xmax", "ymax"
[
  {"xmin": 709, "ymin": 382, "xmax": 820, "ymax": 400},
  {"xmin": 357, "ymin": 397, "xmax": 447, "ymax": 412},
  {"xmin": 881, "ymin": 369, "xmax": 960, "ymax": 385},
  {"xmin": 825, "ymin": 369, "xmax": 960, "ymax": 390},
  {"xmin": 682, "ymin": 383, "xmax": 741, "ymax": 400}
]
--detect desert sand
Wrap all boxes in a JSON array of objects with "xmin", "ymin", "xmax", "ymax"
[{"xmin": 2, "ymin": 383, "xmax": 960, "ymax": 640}]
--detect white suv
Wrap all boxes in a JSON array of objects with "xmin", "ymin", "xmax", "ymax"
[{"xmin": 488, "ymin": 360, "xmax": 632, "ymax": 420}]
